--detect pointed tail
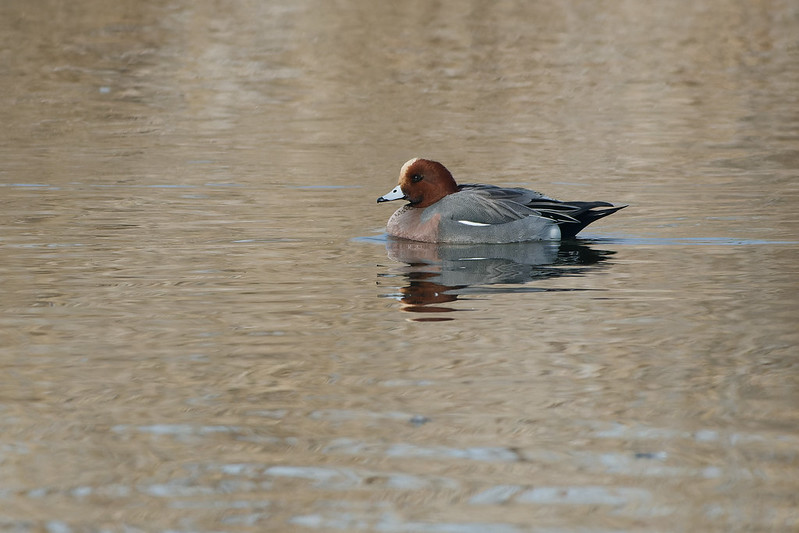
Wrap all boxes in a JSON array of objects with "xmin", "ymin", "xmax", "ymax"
[{"xmin": 557, "ymin": 202, "xmax": 627, "ymax": 239}]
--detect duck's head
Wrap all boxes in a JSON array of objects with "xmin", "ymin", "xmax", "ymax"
[{"xmin": 377, "ymin": 158, "xmax": 459, "ymax": 208}]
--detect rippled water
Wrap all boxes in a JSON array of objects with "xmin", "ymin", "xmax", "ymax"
[{"xmin": 1, "ymin": 0, "xmax": 798, "ymax": 531}]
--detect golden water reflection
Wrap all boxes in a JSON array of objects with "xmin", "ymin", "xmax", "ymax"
[{"xmin": 1, "ymin": 0, "xmax": 797, "ymax": 531}]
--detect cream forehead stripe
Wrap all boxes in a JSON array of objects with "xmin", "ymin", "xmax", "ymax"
[{"xmin": 400, "ymin": 158, "xmax": 423, "ymax": 175}]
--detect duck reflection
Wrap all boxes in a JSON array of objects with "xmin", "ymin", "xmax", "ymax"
[{"xmin": 379, "ymin": 238, "xmax": 615, "ymax": 320}]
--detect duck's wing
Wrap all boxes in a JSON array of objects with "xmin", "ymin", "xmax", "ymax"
[
  {"xmin": 456, "ymin": 184, "xmax": 627, "ymax": 236},
  {"xmin": 454, "ymin": 184, "xmax": 580, "ymax": 224},
  {"xmin": 429, "ymin": 185, "xmax": 543, "ymax": 225}
]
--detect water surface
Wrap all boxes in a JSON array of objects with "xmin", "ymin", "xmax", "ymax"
[{"xmin": 1, "ymin": 0, "xmax": 798, "ymax": 531}]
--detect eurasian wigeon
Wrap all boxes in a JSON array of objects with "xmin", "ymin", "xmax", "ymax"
[{"xmin": 377, "ymin": 158, "xmax": 626, "ymax": 243}]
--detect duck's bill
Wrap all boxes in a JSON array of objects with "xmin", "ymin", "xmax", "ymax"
[{"xmin": 377, "ymin": 186, "xmax": 406, "ymax": 203}]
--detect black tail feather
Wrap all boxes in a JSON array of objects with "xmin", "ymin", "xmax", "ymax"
[{"xmin": 555, "ymin": 202, "xmax": 627, "ymax": 239}]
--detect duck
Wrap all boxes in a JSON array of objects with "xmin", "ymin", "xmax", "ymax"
[{"xmin": 377, "ymin": 158, "xmax": 626, "ymax": 244}]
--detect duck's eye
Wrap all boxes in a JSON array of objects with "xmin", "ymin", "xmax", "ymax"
[{"xmin": 411, "ymin": 174, "xmax": 423, "ymax": 183}]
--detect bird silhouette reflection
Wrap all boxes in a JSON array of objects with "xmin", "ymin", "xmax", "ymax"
[{"xmin": 378, "ymin": 238, "xmax": 615, "ymax": 320}]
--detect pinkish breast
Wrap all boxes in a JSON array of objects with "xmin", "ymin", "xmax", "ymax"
[{"xmin": 386, "ymin": 206, "xmax": 441, "ymax": 242}]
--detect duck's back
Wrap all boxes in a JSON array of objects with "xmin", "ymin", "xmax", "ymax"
[{"xmin": 432, "ymin": 184, "xmax": 626, "ymax": 241}]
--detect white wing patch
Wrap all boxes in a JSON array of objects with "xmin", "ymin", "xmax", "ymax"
[{"xmin": 457, "ymin": 220, "xmax": 491, "ymax": 227}]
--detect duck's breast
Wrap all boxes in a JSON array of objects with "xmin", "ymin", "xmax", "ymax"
[{"xmin": 386, "ymin": 205, "xmax": 442, "ymax": 242}]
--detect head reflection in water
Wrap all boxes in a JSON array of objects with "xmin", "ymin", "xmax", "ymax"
[
  {"xmin": 398, "ymin": 273, "xmax": 464, "ymax": 321},
  {"xmin": 379, "ymin": 239, "xmax": 615, "ymax": 320}
]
